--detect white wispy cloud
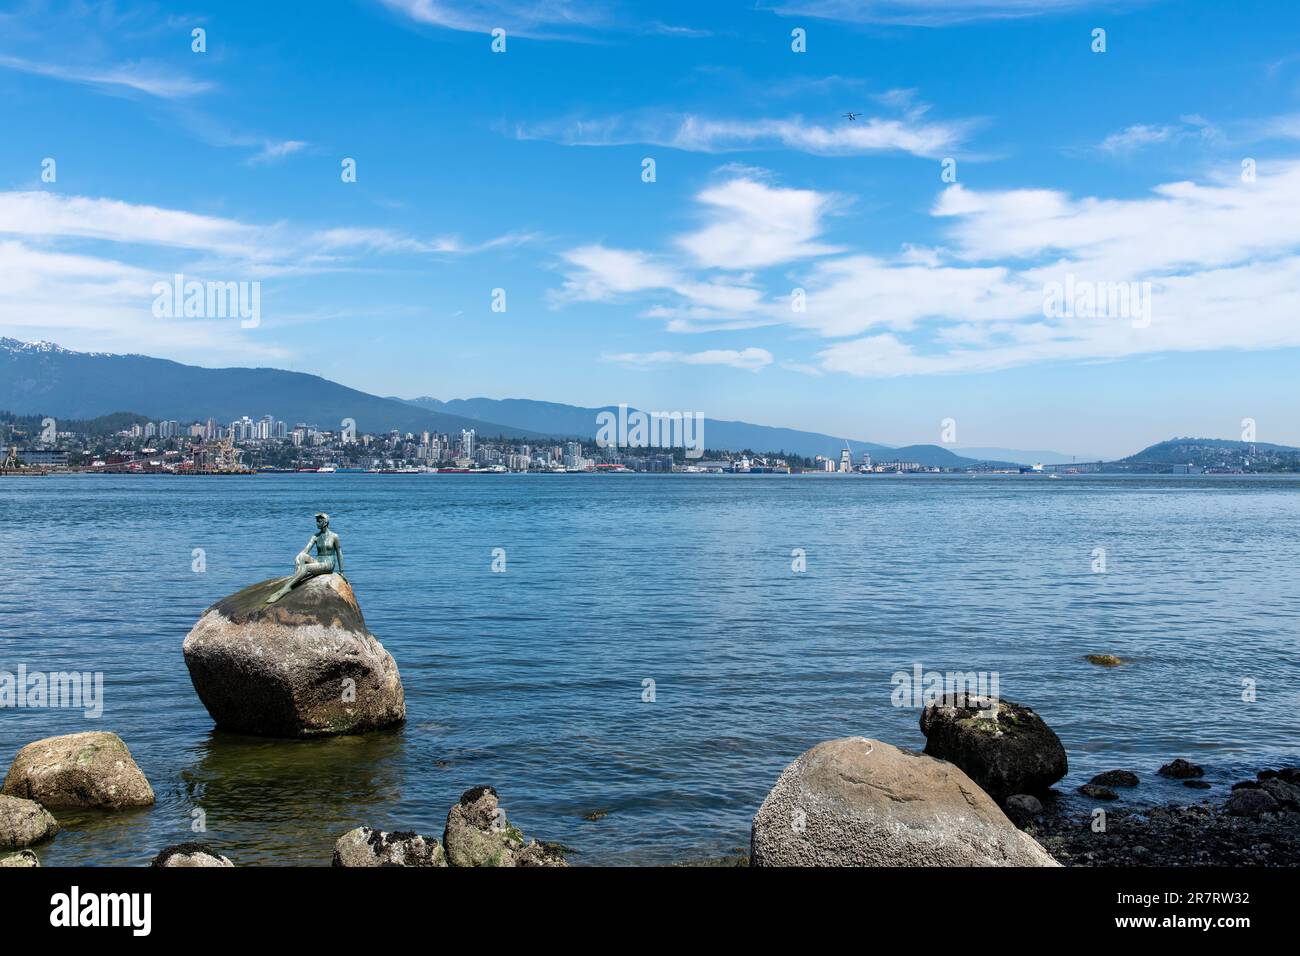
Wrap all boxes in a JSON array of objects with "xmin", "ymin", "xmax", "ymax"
[
  {"xmin": 0, "ymin": 190, "xmax": 540, "ymax": 357},
  {"xmin": 0, "ymin": 192, "xmax": 270, "ymax": 259},
  {"xmin": 515, "ymin": 110, "xmax": 969, "ymax": 158},
  {"xmin": 0, "ymin": 192, "xmax": 536, "ymax": 265},
  {"xmin": 0, "ymin": 238, "xmax": 290, "ymax": 360},
  {"xmin": 555, "ymin": 175, "xmax": 838, "ymax": 330},
  {"xmin": 676, "ymin": 177, "xmax": 842, "ymax": 268},
  {"xmin": 1256, "ymin": 113, "xmax": 1300, "ymax": 140},
  {"xmin": 245, "ymin": 140, "xmax": 309, "ymax": 165},
  {"xmin": 312, "ymin": 226, "xmax": 539, "ymax": 256},
  {"xmin": 767, "ymin": 0, "xmax": 1133, "ymax": 27},
  {"xmin": 1098, "ymin": 123, "xmax": 1176, "ymax": 154},
  {"xmin": 1096, "ymin": 116, "xmax": 1219, "ymax": 154},
  {"xmin": 554, "ymin": 161, "xmax": 1300, "ymax": 378},
  {"xmin": 376, "ymin": 0, "xmax": 610, "ymax": 38},
  {"xmin": 603, "ymin": 348, "xmax": 774, "ymax": 371},
  {"xmin": 0, "ymin": 53, "xmax": 211, "ymax": 99}
]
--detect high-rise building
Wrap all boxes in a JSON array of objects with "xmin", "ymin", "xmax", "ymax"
[
  {"xmin": 460, "ymin": 429, "xmax": 475, "ymax": 459},
  {"xmin": 839, "ymin": 447, "xmax": 852, "ymax": 472}
]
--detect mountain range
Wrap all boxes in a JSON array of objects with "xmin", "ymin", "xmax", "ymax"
[
  {"xmin": 0, "ymin": 338, "xmax": 542, "ymax": 440},
  {"xmin": 2, "ymin": 337, "xmax": 1067, "ymax": 465}
]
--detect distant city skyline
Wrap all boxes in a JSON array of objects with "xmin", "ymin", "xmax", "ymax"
[{"xmin": 3, "ymin": 1, "xmax": 1300, "ymax": 458}]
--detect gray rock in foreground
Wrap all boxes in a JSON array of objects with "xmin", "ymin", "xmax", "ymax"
[
  {"xmin": 0, "ymin": 794, "xmax": 59, "ymax": 849},
  {"xmin": 920, "ymin": 695, "xmax": 1067, "ymax": 802},
  {"xmin": 750, "ymin": 737, "xmax": 1060, "ymax": 867},
  {"xmin": 0, "ymin": 850, "xmax": 39, "ymax": 867},
  {"xmin": 1, "ymin": 732, "xmax": 154, "ymax": 810},
  {"xmin": 182, "ymin": 574, "xmax": 404, "ymax": 737},
  {"xmin": 332, "ymin": 827, "xmax": 446, "ymax": 867},
  {"xmin": 151, "ymin": 843, "xmax": 234, "ymax": 867}
]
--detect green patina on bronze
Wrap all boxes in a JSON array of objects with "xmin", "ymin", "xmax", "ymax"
[{"xmin": 265, "ymin": 512, "xmax": 345, "ymax": 605}]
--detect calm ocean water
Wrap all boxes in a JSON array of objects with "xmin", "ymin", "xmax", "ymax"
[{"xmin": 2, "ymin": 473, "xmax": 1297, "ymax": 866}]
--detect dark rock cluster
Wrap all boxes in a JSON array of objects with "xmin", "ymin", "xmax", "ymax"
[{"xmin": 1034, "ymin": 767, "xmax": 1300, "ymax": 866}]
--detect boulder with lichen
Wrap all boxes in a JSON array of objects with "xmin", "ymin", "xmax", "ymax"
[
  {"xmin": 2, "ymin": 732, "xmax": 154, "ymax": 810},
  {"xmin": 151, "ymin": 843, "xmax": 234, "ymax": 867},
  {"xmin": 0, "ymin": 794, "xmax": 59, "ymax": 849},
  {"xmin": 919, "ymin": 694, "xmax": 1067, "ymax": 802},
  {"xmin": 332, "ymin": 827, "xmax": 447, "ymax": 867},
  {"xmin": 183, "ymin": 574, "xmax": 404, "ymax": 737},
  {"xmin": 440, "ymin": 786, "xmax": 568, "ymax": 867}
]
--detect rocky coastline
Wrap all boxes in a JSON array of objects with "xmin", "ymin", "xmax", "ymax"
[{"xmin": 1030, "ymin": 766, "xmax": 1300, "ymax": 867}]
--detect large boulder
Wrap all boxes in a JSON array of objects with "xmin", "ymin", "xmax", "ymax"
[
  {"xmin": 919, "ymin": 695, "xmax": 1067, "ymax": 802},
  {"xmin": 182, "ymin": 574, "xmax": 404, "ymax": 737},
  {"xmin": 151, "ymin": 843, "xmax": 234, "ymax": 867},
  {"xmin": 0, "ymin": 795, "xmax": 59, "ymax": 849},
  {"xmin": 2, "ymin": 732, "xmax": 154, "ymax": 810},
  {"xmin": 332, "ymin": 827, "xmax": 446, "ymax": 867},
  {"xmin": 750, "ymin": 737, "xmax": 1059, "ymax": 866}
]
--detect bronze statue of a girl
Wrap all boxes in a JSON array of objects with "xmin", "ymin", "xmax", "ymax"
[{"xmin": 266, "ymin": 512, "xmax": 345, "ymax": 604}]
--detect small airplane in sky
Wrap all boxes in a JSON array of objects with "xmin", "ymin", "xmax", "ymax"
[{"xmin": 843, "ymin": 112, "xmax": 860, "ymax": 121}]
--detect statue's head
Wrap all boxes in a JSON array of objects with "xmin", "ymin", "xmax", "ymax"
[{"xmin": 315, "ymin": 512, "xmax": 329, "ymax": 530}]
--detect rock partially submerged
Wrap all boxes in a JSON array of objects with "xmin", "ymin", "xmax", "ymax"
[
  {"xmin": 1084, "ymin": 654, "xmax": 1125, "ymax": 667},
  {"xmin": 443, "ymin": 786, "xmax": 568, "ymax": 867},
  {"xmin": 183, "ymin": 574, "xmax": 404, "ymax": 737},
  {"xmin": 0, "ymin": 795, "xmax": 59, "ymax": 849},
  {"xmin": 0, "ymin": 850, "xmax": 39, "ymax": 867},
  {"xmin": 750, "ymin": 737, "xmax": 1059, "ymax": 867},
  {"xmin": 1089, "ymin": 769, "xmax": 1139, "ymax": 788},
  {"xmin": 1079, "ymin": 783, "xmax": 1118, "ymax": 800},
  {"xmin": 151, "ymin": 843, "xmax": 234, "ymax": 867},
  {"xmin": 919, "ymin": 695, "xmax": 1068, "ymax": 802},
  {"xmin": 1, "ymin": 732, "xmax": 154, "ymax": 810},
  {"xmin": 1157, "ymin": 758, "xmax": 1204, "ymax": 779},
  {"xmin": 332, "ymin": 827, "xmax": 446, "ymax": 867}
]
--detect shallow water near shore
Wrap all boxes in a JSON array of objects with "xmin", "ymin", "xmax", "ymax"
[{"xmin": 2, "ymin": 473, "xmax": 1297, "ymax": 865}]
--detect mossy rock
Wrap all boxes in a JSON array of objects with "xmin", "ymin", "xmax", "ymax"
[{"xmin": 1084, "ymin": 654, "xmax": 1125, "ymax": 667}]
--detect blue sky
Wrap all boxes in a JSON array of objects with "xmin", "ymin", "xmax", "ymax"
[{"xmin": 2, "ymin": 0, "xmax": 1300, "ymax": 457}]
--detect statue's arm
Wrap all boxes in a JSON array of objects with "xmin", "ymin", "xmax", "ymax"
[
  {"xmin": 335, "ymin": 538, "xmax": 345, "ymax": 576},
  {"xmin": 300, "ymin": 535, "xmax": 315, "ymax": 558}
]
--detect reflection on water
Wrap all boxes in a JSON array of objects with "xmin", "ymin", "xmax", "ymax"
[{"xmin": 178, "ymin": 729, "xmax": 409, "ymax": 866}]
